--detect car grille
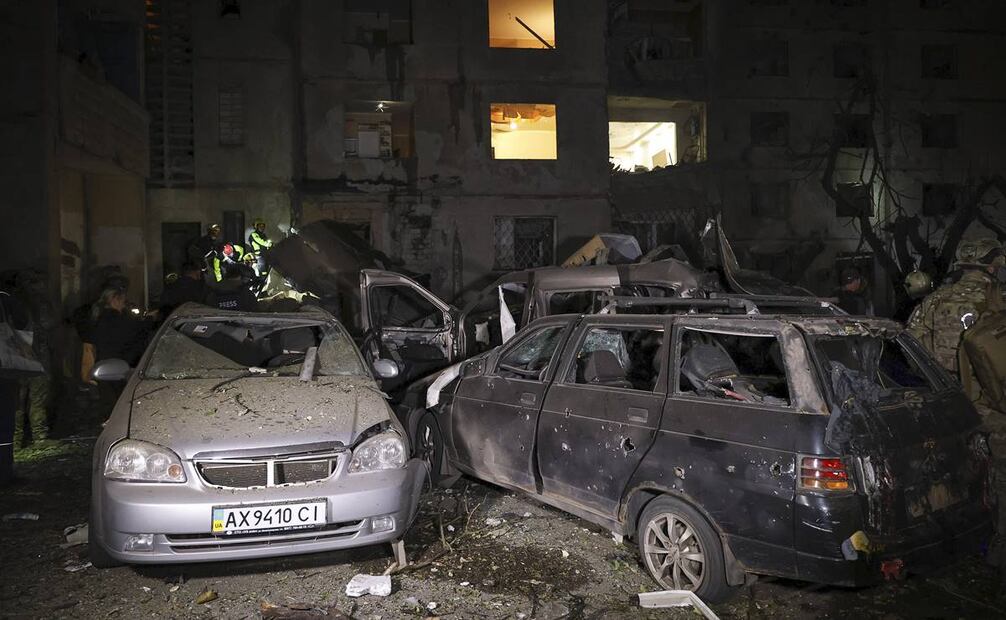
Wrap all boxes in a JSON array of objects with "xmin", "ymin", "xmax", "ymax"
[
  {"xmin": 164, "ymin": 519, "xmax": 365, "ymax": 552},
  {"xmin": 196, "ymin": 450, "xmax": 345, "ymax": 489}
]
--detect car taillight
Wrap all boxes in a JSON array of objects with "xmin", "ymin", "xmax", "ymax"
[{"xmin": 800, "ymin": 456, "xmax": 853, "ymax": 491}]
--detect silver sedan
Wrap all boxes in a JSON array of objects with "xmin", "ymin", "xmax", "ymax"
[{"xmin": 88, "ymin": 304, "xmax": 424, "ymax": 566}]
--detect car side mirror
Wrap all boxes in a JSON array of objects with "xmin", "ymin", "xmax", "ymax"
[
  {"xmin": 372, "ymin": 359, "xmax": 400, "ymax": 380},
  {"xmin": 91, "ymin": 358, "xmax": 131, "ymax": 382}
]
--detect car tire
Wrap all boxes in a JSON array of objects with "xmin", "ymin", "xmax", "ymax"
[
  {"xmin": 637, "ymin": 496, "xmax": 733, "ymax": 604},
  {"xmin": 87, "ymin": 518, "xmax": 122, "ymax": 569},
  {"xmin": 413, "ymin": 411, "xmax": 455, "ymax": 489}
]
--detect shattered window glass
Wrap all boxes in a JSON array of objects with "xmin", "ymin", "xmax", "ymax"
[
  {"xmin": 144, "ymin": 319, "xmax": 365, "ymax": 379},
  {"xmin": 548, "ymin": 290, "xmax": 607, "ymax": 315},
  {"xmin": 678, "ymin": 330, "xmax": 790, "ymax": 405},
  {"xmin": 497, "ymin": 326, "xmax": 564, "ymax": 380},
  {"xmin": 814, "ymin": 336, "xmax": 933, "ymax": 391},
  {"xmin": 370, "ymin": 285, "xmax": 444, "ymax": 329},
  {"xmin": 569, "ymin": 326, "xmax": 664, "ymax": 392}
]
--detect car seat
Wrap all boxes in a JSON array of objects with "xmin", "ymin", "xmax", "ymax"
[{"xmin": 580, "ymin": 350, "xmax": 633, "ymax": 389}]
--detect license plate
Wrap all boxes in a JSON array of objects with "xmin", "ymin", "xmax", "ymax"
[{"xmin": 211, "ymin": 500, "xmax": 327, "ymax": 535}]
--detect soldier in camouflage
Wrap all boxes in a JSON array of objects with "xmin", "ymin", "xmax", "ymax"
[{"xmin": 906, "ymin": 238, "xmax": 1004, "ymax": 400}]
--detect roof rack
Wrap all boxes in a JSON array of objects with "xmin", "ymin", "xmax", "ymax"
[
  {"xmin": 598, "ymin": 294, "xmax": 841, "ymax": 316},
  {"xmin": 598, "ymin": 296, "xmax": 758, "ymax": 315}
]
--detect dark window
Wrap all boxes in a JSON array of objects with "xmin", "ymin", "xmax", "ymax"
[
  {"xmin": 835, "ymin": 183, "xmax": 873, "ymax": 217},
  {"xmin": 922, "ymin": 183, "xmax": 958, "ymax": 216},
  {"xmin": 677, "ymin": 330, "xmax": 790, "ymax": 405},
  {"xmin": 833, "ymin": 43, "xmax": 869, "ymax": 78},
  {"xmin": 831, "ymin": 0, "xmax": 867, "ymax": 6},
  {"xmin": 625, "ymin": 0, "xmax": 703, "ymax": 57},
  {"xmin": 222, "ymin": 210, "xmax": 245, "ymax": 246},
  {"xmin": 749, "ymin": 0, "xmax": 789, "ymax": 5},
  {"xmin": 921, "ymin": 44, "xmax": 957, "ymax": 79},
  {"xmin": 548, "ymin": 290, "xmax": 607, "ymax": 316},
  {"xmin": 220, "ymin": 0, "xmax": 240, "ymax": 18},
  {"xmin": 920, "ymin": 0, "xmax": 954, "ymax": 8},
  {"xmin": 750, "ymin": 39, "xmax": 789, "ymax": 77},
  {"xmin": 370, "ymin": 285, "xmax": 444, "ymax": 328},
  {"xmin": 344, "ymin": 0, "xmax": 412, "ymax": 45},
  {"xmin": 814, "ymin": 336, "xmax": 933, "ymax": 392},
  {"xmin": 218, "ymin": 90, "xmax": 245, "ymax": 146},
  {"xmin": 497, "ymin": 325, "xmax": 565, "ymax": 380},
  {"xmin": 569, "ymin": 326, "xmax": 664, "ymax": 392},
  {"xmin": 921, "ymin": 114, "xmax": 957, "ymax": 148},
  {"xmin": 751, "ymin": 181, "xmax": 789, "ymax": 218},
  {"xmin": 750, "ymin": 111, "xmax": 789, "ymax": 146},
  {"xmin": 494, "ymin": 217, "xmax": 555, "ymax": 270},
  {"xmin": 835, "ymin": 114, "xmax": 872, "ymax": 147}
]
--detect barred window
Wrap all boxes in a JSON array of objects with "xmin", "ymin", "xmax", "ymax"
[
  {"xmin": 218, "ymin": 90, "xmax": 244, "ymax": 146},
  {"xmin": 493, "ymin": 217, "xmax": 555, "ymax": 270}
]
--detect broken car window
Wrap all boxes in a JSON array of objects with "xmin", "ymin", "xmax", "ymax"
[
  {"xmin": 144, "ymin": 319, "xmax": 365, "ymax": 379},
  {"xmin": 497, "ymin": 326, "xmax": 565, "ymax": 381},
  {"xmin": 548, "ymin": 290, "xmax": 607, "ymax": 315},
  {"xmin": 814, "ymin": 336, "xmax": 933, "ymax": 392},
  {"xmin": 570, "ymin": 326, "xmax": 664, "ymax": 392},
  {"xmin": 678, "ymin": 330, "xmax": 790, "ymax": 405},
  {"xmin": 371, "ymin": 285, "xmax": 445, "ymax": 329}
]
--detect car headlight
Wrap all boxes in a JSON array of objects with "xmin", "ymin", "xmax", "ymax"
[
  {"xmin": 104, "ymin": 439, "xmax": 186, "ymax": 483},
  {"xmin": 348, "ymin": 431, "xmax": 406, "ymax": 474}
]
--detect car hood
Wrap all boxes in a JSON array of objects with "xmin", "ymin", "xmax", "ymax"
[{"xmin": 128, "ymin": 376, "xmax": 391, "ymax": 460}]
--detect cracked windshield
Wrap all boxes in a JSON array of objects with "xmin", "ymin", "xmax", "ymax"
[{"xmin": 144, "ymin": 319, "xmax": 365, "ymax": 379}]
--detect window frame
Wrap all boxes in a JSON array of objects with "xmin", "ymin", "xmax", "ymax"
[
  {"xmin": 367, "ymin": 283, "xmax": 449, "ymax": 333},
  {"xmin": 492, "ymin": 215, "xmax": 557, "ymax": 271},
  {"xmin": 556, "ymin": 320, "xmax": 669, "ymax": 395},
  {"xmin": 491, "ymin": 321, "xmax": 571, "ymax": 383},
  {"xmin": 670, "ymin": 325, "xmax": 795, "ymax": 411},
  {"xmin": 487, "ymin": 0, "xmax": 556, "ymax": 50}
]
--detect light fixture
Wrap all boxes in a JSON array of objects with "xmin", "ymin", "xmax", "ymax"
[
  {"xmin": 375, "ymin": 101, "xmax": 385, "ymax": 112},
  {"xmin": 509, "ymin": 119, "xmax": 518, "ymax": 130}
]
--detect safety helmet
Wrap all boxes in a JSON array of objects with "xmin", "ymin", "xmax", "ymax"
[
  {"xmin": 222, "ymin": 243, "xmax": 236, "ymax": 258},
  {"xmin": 956, "ymin": 238, "xmax": 1002, "ymax": 267},
  {"xmin": 208, "ymin": 223, "xmax": 221, "ymax": 233},
  {"xmin": 253, "ymin": 218, "xmax": 266, "ymax": 228},
  {"xmin": 903, "ymin": 270, "xmax": 932, "ymax": 299}
]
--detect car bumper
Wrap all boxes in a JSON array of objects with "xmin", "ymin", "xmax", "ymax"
[
  {"xmin": 795, "ymin": 508, "xmax": 995, "ymax": 586},
  {"xmin": 92, "ymin": 459, "xmax": 426, "ymax": 564}
]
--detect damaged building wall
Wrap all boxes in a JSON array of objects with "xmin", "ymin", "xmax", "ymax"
[{"xmin": 608, "ymin": 0, "xmax": 1006, "ymax": 305}]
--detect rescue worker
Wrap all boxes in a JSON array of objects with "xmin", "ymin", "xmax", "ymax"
[
  {"xmin": 894, "ymin": 270, "xmax": 934, "ymax": 321},
  {"xmin": 247, "ymin": 218, "xmax": 273, "ymax": 277},
  {"xmin": 906, "ymin": 238, "xmax": 1004, "ymax": 386},
  {"xmin": 188, "ymin": 224, "xmax": 222, "ymax": 274},
  {"xmin": 832, "ymin": 266, "xmax": 874, "ymax": 316},
  {"xmin": 210, "ymin": 243, "xmax": 253, "ymax": 283}
]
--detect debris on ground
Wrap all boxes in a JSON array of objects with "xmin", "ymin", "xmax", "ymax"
[
  {"xmin": 345, "ymin": 573, "xmax": 392, "ymax": 598},
  {"xmin": 638, "ymin": 590, "xmax": 719, "ymax": 620},
  {"xmin": 63, "ymin": 560, "xmax": 91, "ymax": 573},
  {"xmin": 61, "ymin": 523, "xmax": 88, "ymax": 547},
  {"xmin": 195, "ymin": 589, "xmax": 218, "ymax": 605},
  {"xmin": 2, "ymin": 512, "xmax": 40, "ymax": 521},
  {"xmin": 261, "ymin": 600, "xmax": 354, "ymax": 619},
  {"xmin": 484, "ymin": 517, "xmax": 503, "ymax": 527}
]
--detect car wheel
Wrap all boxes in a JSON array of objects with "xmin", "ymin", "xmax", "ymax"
[
  {"xmin": 87, "ymin": 518, "xmax": 121, "ymax": 569},
  {"xmin": 637, "ymin": 496, "xmax": 732, "ymax": 603},
  {"xmin": 414, "ymin": 412, "xmax": 449, "ymax": 488}
]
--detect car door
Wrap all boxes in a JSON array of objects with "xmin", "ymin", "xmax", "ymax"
[
  {"xmin": 359, "ymin": 270, "xmax": 456, "ymax": 384},
  {"xmin": 450, "ymin": 319, "xmax": 572, "ymax": 492},
  {"xmin": 536, "ymin": 316, "xmax": 669, "ymax": 519},
  {"xmin": 634, "ymin": 316, "xmax": 799, "ymax": 575}
]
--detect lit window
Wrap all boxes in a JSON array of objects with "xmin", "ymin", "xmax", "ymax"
[
  {"xmin": 488, "ymin": 0, "xmax": 555, "ymax": 49},
  {"xmin": 608, "ymin": 97, "xmax": 706, "ymax": 169},
  {"xmin": 490, "ymin": 103, "xmax": 556, "ymax": 160},
  {"xmin": 494, "ymin": 217, "xmax": 555, "ymax": 270},
  {"xmin": 343, "ymin": 101, "xmax": 413, "ymax": 159},
  {"xmin": 609, "ymin": 122, "xmax": 678, "ymax": 172},
  {"xmin": 218, "ymin": 89, "xmax": 244, "ymax": 146}
]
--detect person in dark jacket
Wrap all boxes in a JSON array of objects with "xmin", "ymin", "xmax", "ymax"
[
  {"xmin": 832, "ymin": 267, "xmax": 874, "ymax": 316},
  {"xmin": 90, "ymin": 288, "xmax": 151, "ymax": 367},
  {"xmin": 187, "ymin": 224, "xmax": 222, "ymax": 272},
  {"xmin": 160, "ymin": 262, "xmax": 207, "ymax": 316}
]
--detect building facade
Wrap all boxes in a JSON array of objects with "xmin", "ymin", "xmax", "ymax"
[{"xmin": 144, "ymin": 0, "xmax": 1006, "ymax": 309}]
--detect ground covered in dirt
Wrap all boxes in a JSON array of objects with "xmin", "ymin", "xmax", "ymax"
[{"xmin": 3, "ymin": 416, "xmax": 1006, "ymax": 619}]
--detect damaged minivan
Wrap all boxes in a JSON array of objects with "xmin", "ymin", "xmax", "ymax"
[
  {"xmin": 417, "ymin": 306, "xmax": 995, "ymax": 602},
  {"xmin": 88, "ymin": 305, "xmax": 425, "ymax": 566}
]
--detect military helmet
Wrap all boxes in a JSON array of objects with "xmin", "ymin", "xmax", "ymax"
[
  {"xmin": 956, "ymin": 238, "xmax": 1002, "ymax": 266},
  {"xmin": 903, "ymin": 270, "xmax": 932, "ymax": 299}
]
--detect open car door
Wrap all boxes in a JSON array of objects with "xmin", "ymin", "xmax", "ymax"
[
  {"xmin": 704, "ymin": 214, "xmax": 814, "ymax": 297},
  {"xmin": 359, "ymin": 270, "xmax": 458, "ymax": 389}
]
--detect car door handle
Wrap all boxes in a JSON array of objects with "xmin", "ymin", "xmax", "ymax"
[
  {"xmin": 520, "ymin": 392, "xmax": 536, "ymax": 406},
  {"xmin": 627, "ymin": 407, "xmax": 649, "ymax": 423}
]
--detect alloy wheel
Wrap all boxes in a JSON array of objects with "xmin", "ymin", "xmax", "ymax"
[{"xmin": 642, "ymin": 512, "xmax": 706, "ymax": 591}]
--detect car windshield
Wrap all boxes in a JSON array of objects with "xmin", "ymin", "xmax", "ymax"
[
  {"xmin": 813, "ymin": 335, "xmax": 936, "ymax": 394},
  {"xmin": 143, "ymin": 318, "xmax": 366, "ymax": 379}
]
